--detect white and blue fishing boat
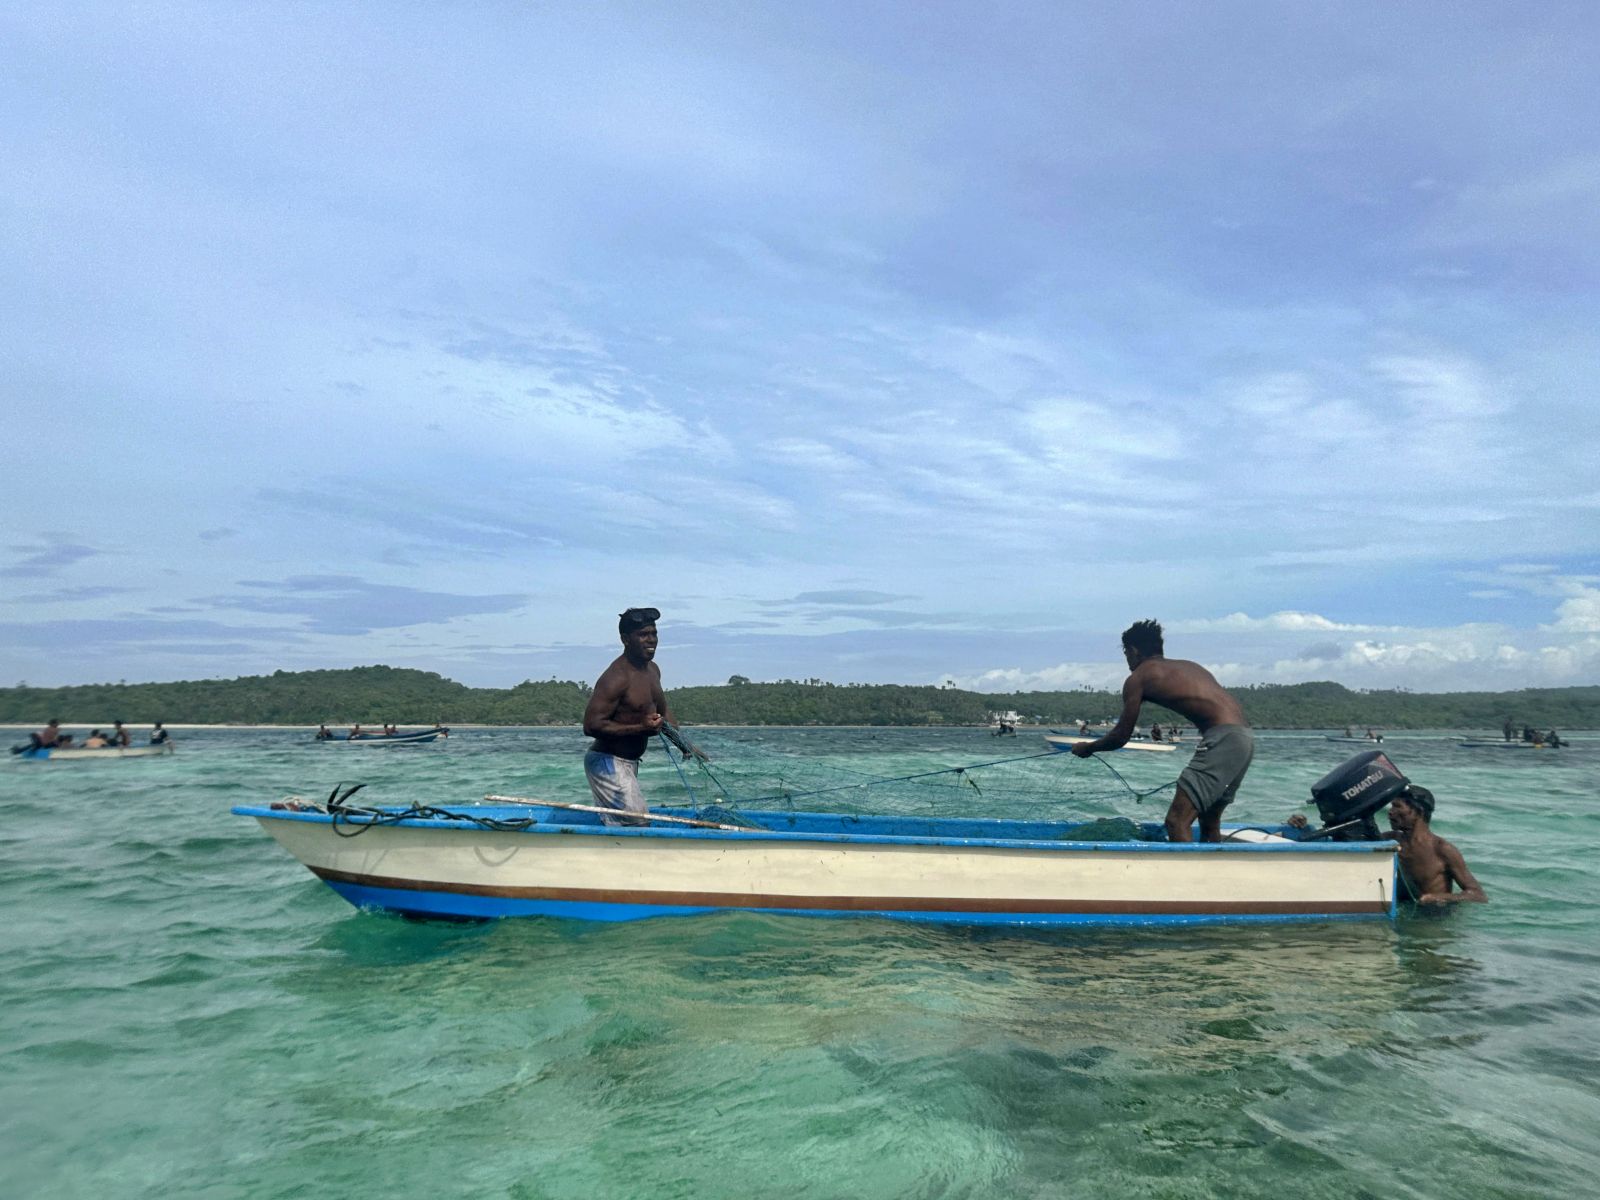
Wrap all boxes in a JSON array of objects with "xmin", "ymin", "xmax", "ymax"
[
  {"xmin": 237, "ymin": 740, "xmax": 1408, "ymax": 928},
  {"xmin": 317, "ymin": 728, "xmax": 448, "ymax": 746},
  {"xmin": 13, "ymin": 743, "xmax": 173, "ymax": 761},
  {"xmin": 1457, "ymin": 738, "xmax": 1556, "ymax": 751},
  {"xmin": 234, "ymin": 798, "xmax": 1397, "ymax": 926}
]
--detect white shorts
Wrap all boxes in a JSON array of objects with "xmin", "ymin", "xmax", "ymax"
[{"xmin": 584, "ymin": 751, "xmax": 648, "ymax": 825}]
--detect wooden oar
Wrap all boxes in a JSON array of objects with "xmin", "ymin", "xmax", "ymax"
[{"xmin": 482, "ymin": 794, "xmax": 752, "ymax": 832}]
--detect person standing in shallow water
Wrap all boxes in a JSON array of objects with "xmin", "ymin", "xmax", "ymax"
[
  {"xmin": 583, "ymin": 607, "xmax": 695, "ymax": 825},
  {"xmin": 1072, "ymin": 619, "xmax": 1254, "ymax": 843},
  {"xmin": 1387, "ymin": 787, "xmax": 1486, "ymax": 905}
]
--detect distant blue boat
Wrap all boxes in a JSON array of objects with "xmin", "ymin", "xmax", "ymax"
[{"xmin": 315, "ymin": 729, "xmax": 448, "ymax": 746}]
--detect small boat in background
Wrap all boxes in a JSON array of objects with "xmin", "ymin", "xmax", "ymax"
[
  {"xmin": 14, "ymin": 744, "xmax": 174, "ymax": 761},
  {"xmin": 1458, "ymin": 739, "xmax": 1555, "ymax": 751},
  {"xmin": 988, "ymin": 710, "xmax": 1023, "ymax": 735},
  {"xmin": 317, "ymin": 728, "xmax": 448, "ymax": 746},
  {"xmin": 1044, "ymin": 734, "xmax": 1177, "ymax": 754}
]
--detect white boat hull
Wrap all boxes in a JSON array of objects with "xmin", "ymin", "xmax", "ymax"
[
  {"xmin": 16, "ymin": 744, "xmax": 173, "ymax": 761},
  {"xmin": 237, "ymin": 805, "xmax": 1397, "ymax": 927},
  {"xmin": 1044, "ymin": 734, "xmax": 1178, "ymax": 754},
  {"xmin": 318, "ymin": 730, "xmax": 446, "ymax": 746}
]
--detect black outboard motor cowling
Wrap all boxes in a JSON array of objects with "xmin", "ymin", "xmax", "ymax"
[{"xmin": 1310, "ymin": 750, "xmax": 1410, "ymax": 840}]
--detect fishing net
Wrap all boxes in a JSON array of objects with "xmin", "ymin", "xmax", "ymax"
[{"xmin": 650, "ymin": 726, "xmax": 1179, "ymax": 828}]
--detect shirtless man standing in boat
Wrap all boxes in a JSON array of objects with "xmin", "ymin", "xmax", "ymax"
[
  {"xmin": 583, "ymin": 607, "xmax": 703, "ymax": 825},
  {"xmin": 1071, "ymin": 619, "xmax": 1253, "ymax": 843}
]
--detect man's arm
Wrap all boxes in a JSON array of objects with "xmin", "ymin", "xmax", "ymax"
[
  {"xmin": 1072, "ymin": 673, "xmax": 1144, "ymax": 757},
  {"xmin": 1419, "ymin": 840, "xmax": 1487, "ymax": 904},
  {"xmin": 653, "ymin": 670, "xmax": 711, "ymax": 761},
  {"xmin": 652, "ymin": 667, "xmax": 672, "ymax": 727}
]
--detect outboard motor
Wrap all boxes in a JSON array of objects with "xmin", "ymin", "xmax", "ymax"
[{"xmin": 1308, "ymin": 750, "xmax": 1410, "ymax": 840}]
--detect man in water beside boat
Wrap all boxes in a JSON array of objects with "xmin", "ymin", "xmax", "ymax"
[
  {"xmin": 1389, "ymin": 787, "xmax": 1486, "ymax": 904},
  {"xmin": 1071, "ymin": 619, "xmax": 1253, "ymax": 843},
  {"xmin": 583, "ymin": 607, "xmax": 707, "ymax": 825},
  {"xmin": 1293, "ymin": 786, "xmax": 1487, "ymax": 905}
]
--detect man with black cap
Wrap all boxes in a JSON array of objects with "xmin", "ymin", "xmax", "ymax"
[
  {"xmin": 1387, "ymin": 786, "xmax": 1487, "ymax": 905},
  {"xmin": 583, "ymin": 607, "xmax": 697, "ymax": 824}
]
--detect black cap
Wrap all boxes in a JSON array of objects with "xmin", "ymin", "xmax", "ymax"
[
  {"xmin": 1402, "ymin": 785, "xmax": 1435, "ymax": 821},
  {"xmin": 619, "ymin": 607, "xmax": 661, "ymax": 635}
]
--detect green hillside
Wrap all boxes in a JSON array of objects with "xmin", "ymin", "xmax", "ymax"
[{"xmin": 0, "ymin": 667, "xmax": 1595, "ymax": 729}]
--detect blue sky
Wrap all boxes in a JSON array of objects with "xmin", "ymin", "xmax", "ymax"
[{"xmin": 4, "ymin": 3, "xmax": 1599, "ymax": 693}]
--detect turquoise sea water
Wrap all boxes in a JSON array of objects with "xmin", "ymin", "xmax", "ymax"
[{"xmin": 2, "ymin": 726, "xmax": 1596, "ymax": 1199}]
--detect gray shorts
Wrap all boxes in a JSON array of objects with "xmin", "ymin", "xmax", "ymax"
[
  {"xmin": 1177, "ymin": 725, "xmax": 1255, "ymax": 815},
  {"xmin": 584, "ymin": 750, "xmax": 648, "ymax": 825}
]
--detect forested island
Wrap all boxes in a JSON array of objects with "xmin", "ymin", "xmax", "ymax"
[{"xmin": 0, "ymin": 666, "xmax": 1596, "ymax": 729}]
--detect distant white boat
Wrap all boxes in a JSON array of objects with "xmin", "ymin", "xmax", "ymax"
[
  {"xmin": 13, "ymin": 744, "xmax": 174, "ymax": 761},
  {"xmin": 316, "ymin": 729, "xmax": 448, "ymax": 746},
  {"xmin": 1044, "ymin": 734, "xmax": 1178, "ymax": 755}
]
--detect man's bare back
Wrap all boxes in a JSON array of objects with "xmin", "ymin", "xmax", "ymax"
[
  {"xmin": 1073, "ymin": 620, "xmax": 1253, "ymax": 843},
  {"xmin": 1128, "ymin": 657, "xmax": 1248, "ymax": 734}
]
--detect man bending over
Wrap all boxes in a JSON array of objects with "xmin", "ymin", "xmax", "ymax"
[{"xmin": 1072, "ymin": 619, "xmax": 1253, "ymax": 843}]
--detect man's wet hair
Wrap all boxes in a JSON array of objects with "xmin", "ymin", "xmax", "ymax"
[
  {"xmin": 1399, "ymin": 785, "xmax": 1435, "ymax": 822},
  {"xmin": 1121, "ymin": 619, "xmax": 1164, "ymax": 657}
]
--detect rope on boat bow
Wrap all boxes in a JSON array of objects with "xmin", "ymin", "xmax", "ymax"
[{"xmin": 322, "ymin": 780, "xmax": 544, "ymax": 838}]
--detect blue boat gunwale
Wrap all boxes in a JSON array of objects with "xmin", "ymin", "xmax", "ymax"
[{"xmin": 231, "ymin": 804, "xmax": 1396, "ymax": 855}]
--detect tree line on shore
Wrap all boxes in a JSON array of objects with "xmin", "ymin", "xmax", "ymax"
[{"xmin": 1, "ymin": 666, "xmax": 1596, "ymax": 730}]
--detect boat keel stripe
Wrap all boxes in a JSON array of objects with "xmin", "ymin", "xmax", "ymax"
[{"xmin": 307, "ymin": 867, "xmax": 1387, "ymax": 915}]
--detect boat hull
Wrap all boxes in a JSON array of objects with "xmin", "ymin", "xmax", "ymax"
[
  {"xmin": 15, "ymin": 744, "xmax": 174, "ymax": 761},
  {"xmin": 235, "ymin": 806, "xmax": 1398, "ymax": 927},
  {"xmin": 319, "ymin": 730, "xmax": 446, "ymax": 746},
  {"xmin": 1458, "ymin": 739, "xmax": 1552, "ymax": 750},
  {"xmin": 1044, "ymin": 734, "xmax": 1177, "ymax": 754}
]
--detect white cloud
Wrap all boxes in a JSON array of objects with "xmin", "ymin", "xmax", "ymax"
[
  {"xmin": 951, "ymin": 663, "xmax": 1128, "ymax": 693},
  {"xmin": 1544, "ymin": 583, "xmax": 1600, "ymax": 633},
  {"xmin": 1173, "ymin": 611, "xmax": 1396, "ymax": 634}
]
